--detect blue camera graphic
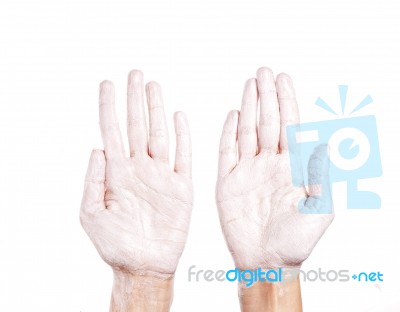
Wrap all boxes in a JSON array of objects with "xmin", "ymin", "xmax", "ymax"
[{"xmin": 287, "ymin": 86, "xmax": 382, "ymax": 210}]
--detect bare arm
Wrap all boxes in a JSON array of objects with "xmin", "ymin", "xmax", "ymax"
[
  {"xmin": 239, "ymin": 276, "xmax": 302, "ymax": 312},
  {"xmin": 110, "ymin": 270, "xmax": 173, "ymax": 312}
]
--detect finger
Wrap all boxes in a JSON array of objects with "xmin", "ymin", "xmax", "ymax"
[
  {"xmin": 146, "ymin": 81, "xmax": 169, "ymax": 162},
  {"xmin": 99, "ymin": 80, "xmax": 125, "ymax": 159},
  {"xmin": 304, "ymin": 144, "xmax": 333, "ymax": 213},
  {"xmin": 256, "ymin": 67, "xmax": 280, "ymax": 153},
  {"xmin": 127, "ymin": 70, "xmax": 148, "ymax": 157},
  {"xmin": 218, "ymin": 110, "xmax": 239, "ymax": 178},
  {"xmin": 80, "ymin": 149, "xmax": 106, "ymax": 216},
  {"xmin": 238, "ymin": 78, "xmax": 258, "ymax": 159},
  {"xmin": 276, "ymin": 73, "xmax": 300, "ymax": 152},
  {"xmin": 174, "ymin": 111, "xmax": 192, "ymax": 178}
]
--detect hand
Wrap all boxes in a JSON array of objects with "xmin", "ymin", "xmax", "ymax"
[
  {"xmin": 216, "ymin": 67, "xmax": 334, "ymax": 271},
  {"xmin": 80, "ymin": 70, "xmax": 193, "ymax": 279}
]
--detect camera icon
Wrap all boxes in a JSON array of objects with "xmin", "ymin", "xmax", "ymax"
[{"xmin": 287, "ymin": 115, "xmax": 382, "ymax": 210}]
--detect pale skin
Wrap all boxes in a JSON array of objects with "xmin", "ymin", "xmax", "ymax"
[
  {"xmin": 80, "ymin": 67, "xmax": 333, "ymax": 311},
  {"xmin": 216, "ymin": 67, "xmax": 334, "ymax": 311},
  {"xmin": 80, "ymin": 70, "xmax": 193, "ymax": 311}
]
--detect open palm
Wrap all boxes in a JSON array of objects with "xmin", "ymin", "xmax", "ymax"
[
  {"xmin": 216, "ymin": 68, "xmax": 333, "ymax": 270},
  {"xmin": 80, "ymin": 71, "xmax": 193, "ymax": 277}
]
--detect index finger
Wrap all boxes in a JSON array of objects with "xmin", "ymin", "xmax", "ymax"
[
  {"xmin": 99, "ymin": 80, "xmax": 125, "ymax": 159},
  {"xmin": 276, "ymin": 73, "xmax": 300, "ymax": 152}
]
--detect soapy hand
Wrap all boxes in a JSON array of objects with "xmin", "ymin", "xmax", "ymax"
[
  {"xmin": 80, "ymin": 70, "xmax": 193, "ymax": 278},
  {"xmin": 216, "ymin": 67, "xmax": 334, "ymax": 270}
]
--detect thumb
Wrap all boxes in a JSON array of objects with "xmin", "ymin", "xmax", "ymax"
[
  {"xmin": 80, "ymin": 149, "xmax": 106, "ymax": 216},
  {"xmin": 302, "ymin": 144, "xmax": 333, "ymax": 214}
]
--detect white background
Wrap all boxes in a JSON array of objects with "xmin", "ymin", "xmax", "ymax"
[{"xmin": 1, "ymin": 0, "xmax": 399, "ymax": 311}]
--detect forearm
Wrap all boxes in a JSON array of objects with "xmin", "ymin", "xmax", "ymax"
[
  {"xmin": 110, "ymin": 269, "xmax": 174, "ymax": 312},
  {"xmin": 239, "ymin": 275, "xmax": 302, "ymax": 312}
]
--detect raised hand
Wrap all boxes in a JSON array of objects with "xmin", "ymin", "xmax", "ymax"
[
  {"xmin": 216, "ymin": 67, "xmax": 334, "ymax": 271},
  {"xmin": 80, "ymin": 70, "xmax": 192, "ymax": 287}
]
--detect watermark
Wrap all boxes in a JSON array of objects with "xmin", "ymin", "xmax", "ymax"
[
  {"xmin": 286, "ymin": 85, "xmax": 382, "ymax": 211},
  {"xmin": 188, "ymin": 265, "xmax": 384, "ymax": 287}
]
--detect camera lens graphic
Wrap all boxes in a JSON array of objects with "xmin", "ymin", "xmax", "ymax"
[{"xmin": 328, "ymin": 127, "xmax": 370, "ymax": 171}]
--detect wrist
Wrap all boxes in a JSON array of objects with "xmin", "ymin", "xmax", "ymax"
[
  {"xmin": 110, "ymin": 269, "xmax": 174, "ymax": 312},
  {"xmin": 238, "ymin": 272, "xmax": 302, "ymax": 312}
]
